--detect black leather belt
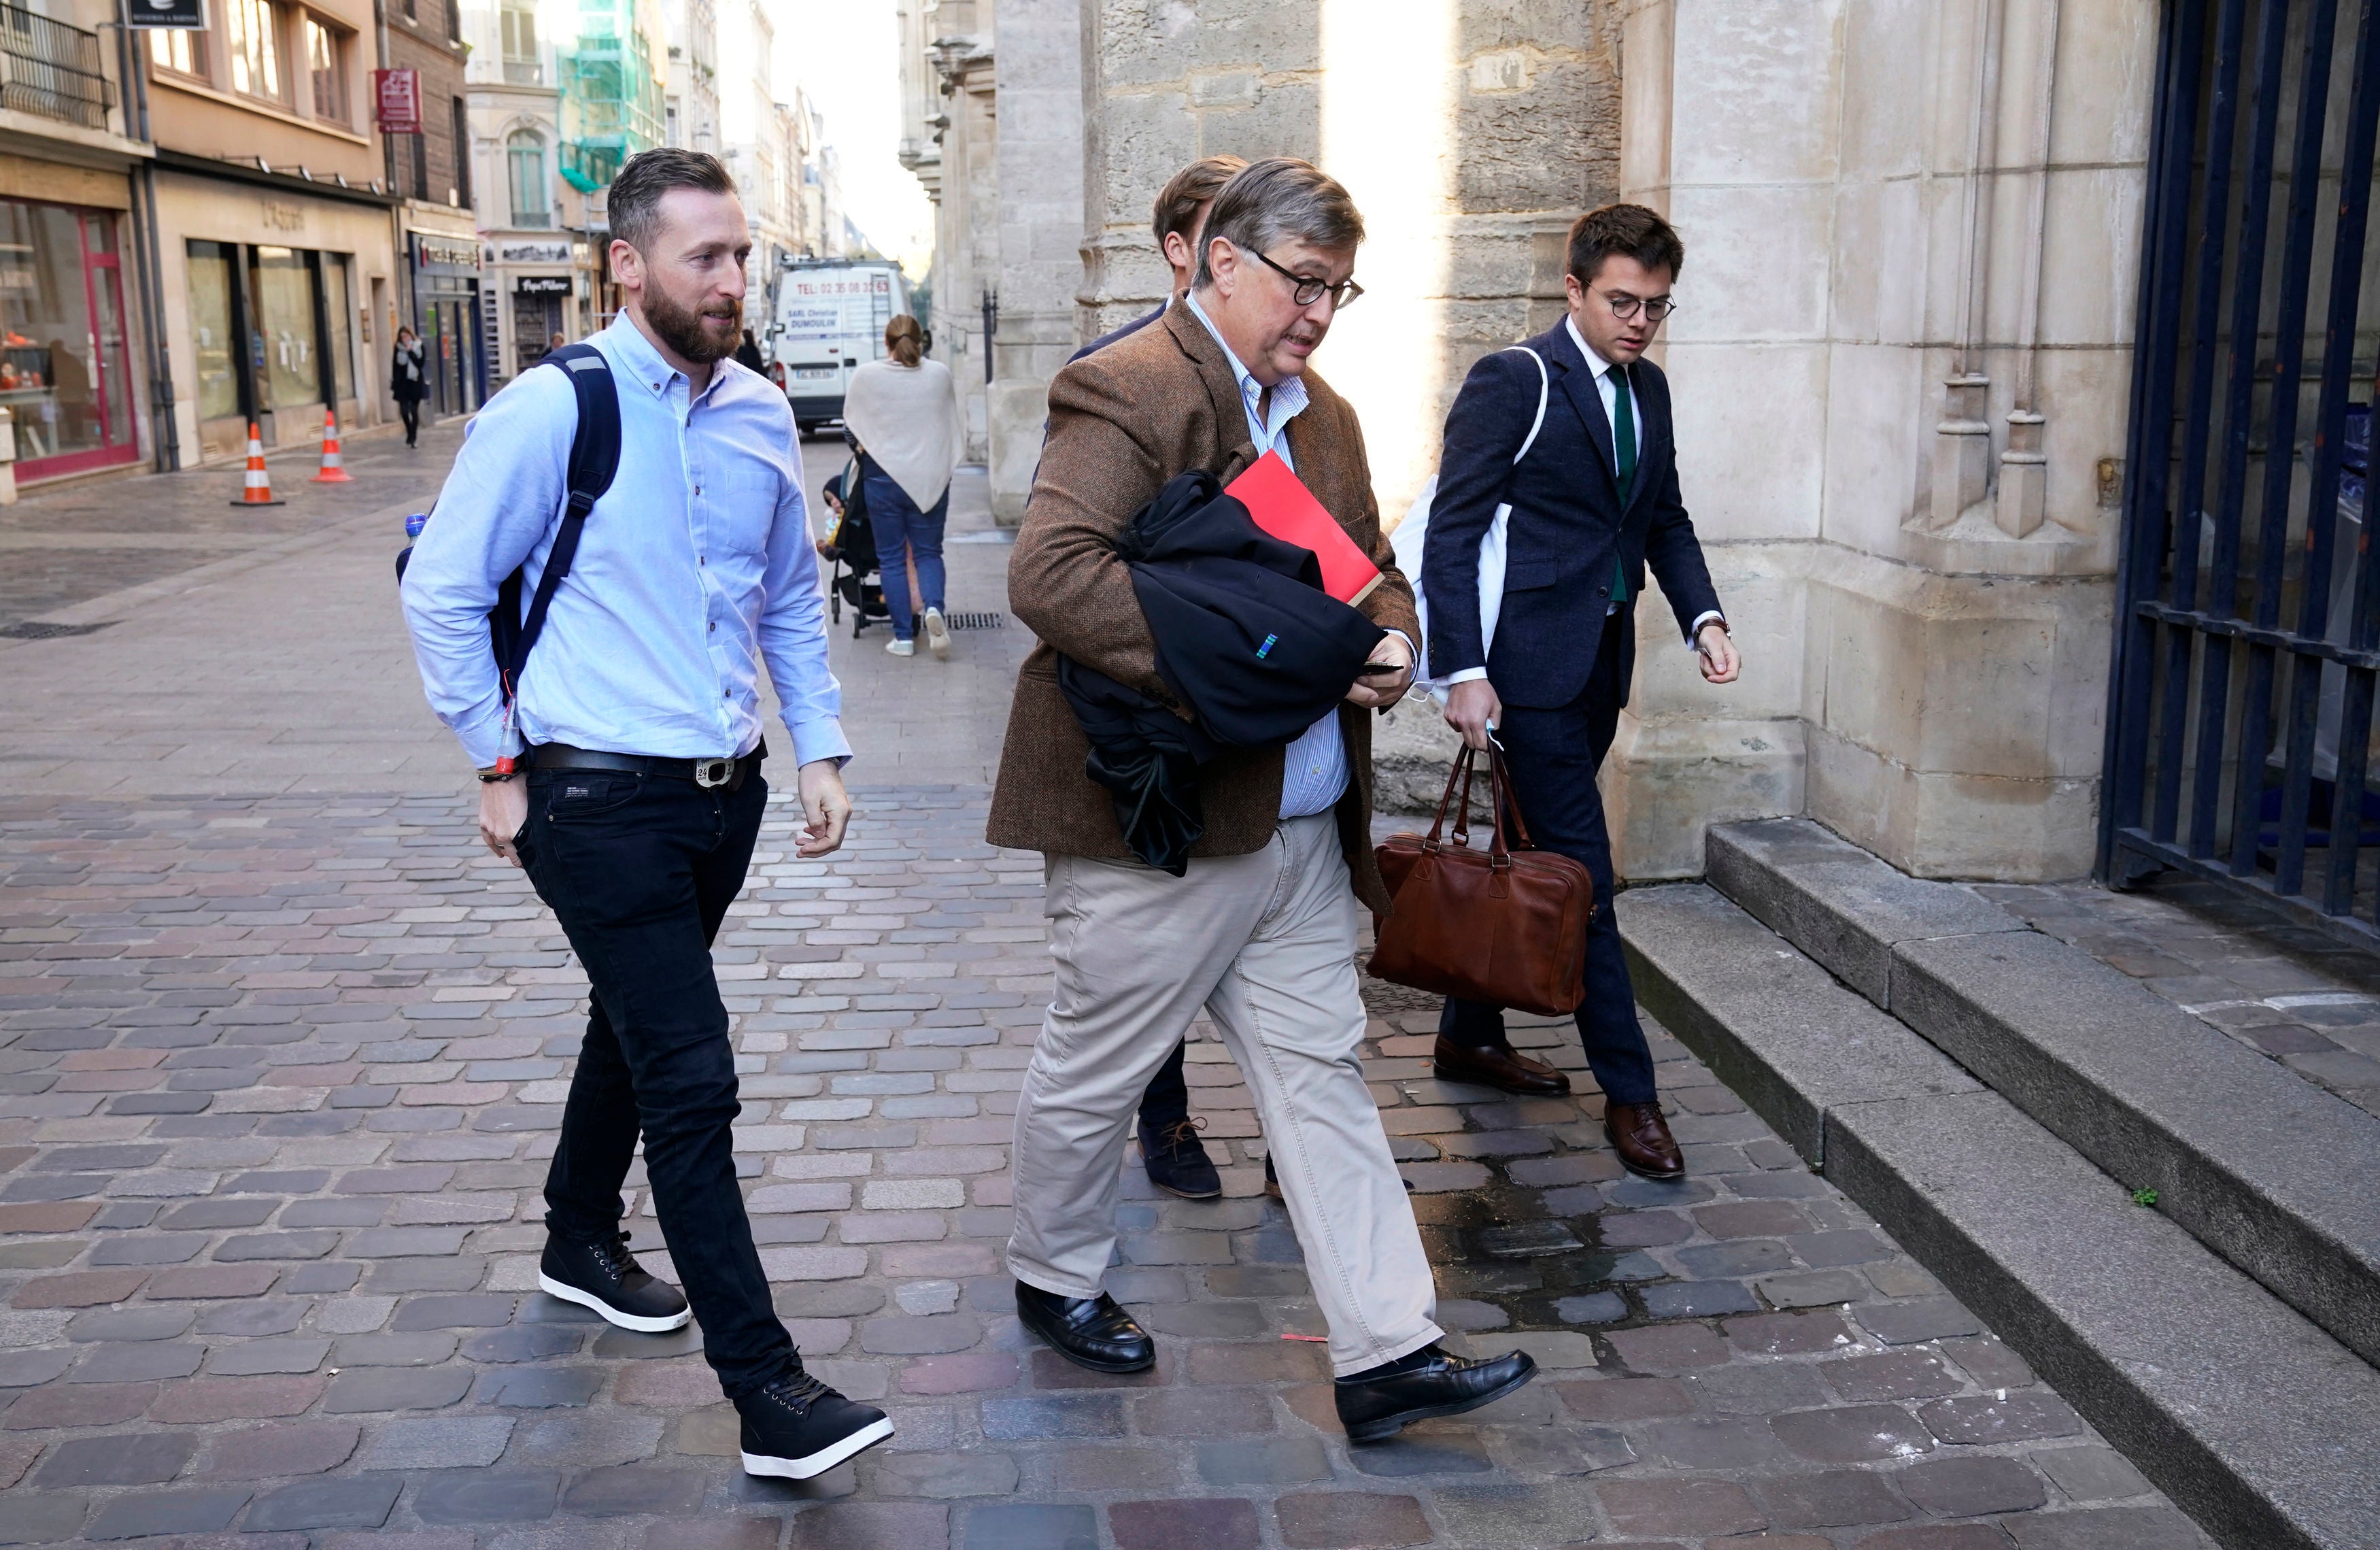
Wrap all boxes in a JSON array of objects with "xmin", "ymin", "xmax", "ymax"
[{"xmin": 524, "ymin": 741, "xmax": 765, "ymax": 792}]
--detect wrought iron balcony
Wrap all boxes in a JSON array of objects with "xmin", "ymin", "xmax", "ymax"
[{"xmin": 0, "ymin": 3, "xmax": 112, "ymax": 131}]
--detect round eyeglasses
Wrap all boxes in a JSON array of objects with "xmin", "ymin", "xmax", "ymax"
[
  {"xmin": 1243, "ymin": 245, "xmax": 1365, "ymax": 311},
  {"xmin": 1600, "ymin": 291, "xmax": 1678, "ymax": 322}
]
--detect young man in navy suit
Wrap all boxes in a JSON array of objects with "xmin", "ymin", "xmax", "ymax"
[{"xmin": 1421, "ymin": 203, "xmax": 1740, "ymax": 1180}]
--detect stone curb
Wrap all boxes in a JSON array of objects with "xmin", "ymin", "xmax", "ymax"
[
  {"xmin": 1620, "ymin": 881, "xmax": 2380, "ymax": 1550},
  {"xmin": 1708, "ymin": 818, "xmax": 2380, "ymax": 1370}
]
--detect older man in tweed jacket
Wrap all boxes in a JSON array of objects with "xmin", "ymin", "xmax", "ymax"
[{"xmin": 987, "ymin": 158, "xmax": 1537, "ymax": 1442}]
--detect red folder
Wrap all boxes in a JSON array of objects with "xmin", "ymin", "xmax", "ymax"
[{"xmin": 1226, "ymin": 450, "xmax": 1384, "ymax": 606}]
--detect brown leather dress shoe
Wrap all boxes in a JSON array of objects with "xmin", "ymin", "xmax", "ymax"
[
  {"xmin": 1431, "ymin": 1036, "xmax": 1573, "ymax": 1097},
  {"xmin": 1604, "ymin": 1100, "xmax": 1684, "ymax": 1180}
]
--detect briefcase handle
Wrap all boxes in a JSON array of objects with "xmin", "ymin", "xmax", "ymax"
[{"xmin": 1421, "ymin": 745, "xmax": 1538, "ymax": 871}]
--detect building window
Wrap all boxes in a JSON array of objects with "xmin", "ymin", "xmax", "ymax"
[
  {"xmin": 305, "ymin": 17, "xmax": 345, "ymax": 123},
  {"xmin": 0, "ymin": 200, "xmax": 139, "ymax": 481},
  {"xmin": 499, "ymin": 0, "xmax": 539, "ymax": 84},
  {"xmin": 148, "ymin": 27, "xmax": 205, "ymax": 78},
  {"xmin": 411, "ymin": 125, "xmax": 428, "ymax": 201},
  {"xmin": 507, "ymin": 130, "xmax": 549, "ymax": 229},
  {"xmin": 226, "ymin": 0, "xmax": 282, "ymax": 102},
  {"xmin": 450, "ymin": 97, "xmax": 472, "ymax": 206},
  {"xmin": 445, "ymin": 0, "xmax": 460, "ymax": 45}
]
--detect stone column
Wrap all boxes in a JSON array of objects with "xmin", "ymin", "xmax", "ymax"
[{"xmin": 1609, "ymin": 0, "xmax": 2152, "ymax": 881}]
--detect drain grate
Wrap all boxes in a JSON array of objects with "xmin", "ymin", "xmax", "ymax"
[
  {"xmin": 0, "ymin": 621, "xmax": 112, "ymax": 641},
  {"xmin": 946, "ymin": 612, "xmax": 1006, "ymax": 630}
]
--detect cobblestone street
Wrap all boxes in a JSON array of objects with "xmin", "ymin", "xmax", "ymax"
[{"xmin": 0, "ymin": 447, "xmax": 2209, "ymax": 1547}]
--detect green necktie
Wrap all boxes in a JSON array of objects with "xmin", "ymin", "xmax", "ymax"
[{"xmin": 1610, "ymin": 364, "xmax": 1634, "ymax": 603}]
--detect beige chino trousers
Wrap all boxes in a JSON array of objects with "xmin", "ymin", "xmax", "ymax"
[{"xmin": 1006, "ymin": 811, "xmax": 1444, "ymax": 1377}]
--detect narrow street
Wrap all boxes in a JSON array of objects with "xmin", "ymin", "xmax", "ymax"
[{"xmin": 0, "ymin": 439, "xmax": 2207, "ymax": 1548}]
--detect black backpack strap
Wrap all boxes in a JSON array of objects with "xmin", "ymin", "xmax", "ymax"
[{"xmin": 496, "ymin": 343, "xmax": 621, "ymax": 703}]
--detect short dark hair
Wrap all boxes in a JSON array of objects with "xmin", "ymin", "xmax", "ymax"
[
  {"xmin": 1567, "ymin": 203, "xmax": 1685, "ymax": 286},
  {"xmin": 1152, "ymin": 155, "xmax": 1248, "ymax": 246},
  {"xmin": 609, "ymin": 148, "xmax": 738, "ymax": 255},
  {"xmin": 1193, "ymin": 158, "xmax": 1365, "ymax": 289}
]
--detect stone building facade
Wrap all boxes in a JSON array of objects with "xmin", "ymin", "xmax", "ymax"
[{"xmin": 939, "ymin": 0, "xmax": 2160, "ymax": 883}]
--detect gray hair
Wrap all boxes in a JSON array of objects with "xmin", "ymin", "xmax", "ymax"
[
  {"xmin": 1191, "ymin": 157, "xmax": 1365, "ymax": 288},
  {"xmin": 608, "ymin": 148, "xmax": 737, "ymax": 255}
]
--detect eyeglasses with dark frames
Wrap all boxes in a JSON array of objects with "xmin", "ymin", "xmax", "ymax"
[
  {"xmin": 1599, "ymin": 289, "xmax": 1678, "ymax": 322},
  {"xmin": 1241, "ymin": 244, "xmax": 1365, "ymax": 310}
]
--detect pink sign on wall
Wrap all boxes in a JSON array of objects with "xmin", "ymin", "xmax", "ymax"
[{"xmin": 373, "ymin": 68, "xmax": 420, "ymax": 134}]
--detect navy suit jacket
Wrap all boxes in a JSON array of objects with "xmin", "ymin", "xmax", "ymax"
[{"xmin": 1421, "ymin": 322, "xmax": 1722, "ymax": 711}]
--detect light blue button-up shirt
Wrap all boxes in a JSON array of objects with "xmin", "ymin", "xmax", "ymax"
[
  {"xmin": 400, "ymin": 316, "xmax": 850, "ymax": 771},
  {"xmin": 1183, "ymin": 290, "xmax": 1351, "ymax": 820}
]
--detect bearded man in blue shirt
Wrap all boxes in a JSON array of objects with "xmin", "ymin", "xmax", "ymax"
[{"xmin": 400, "ymin": 148, "xmax": 889, "ymax": 1482}]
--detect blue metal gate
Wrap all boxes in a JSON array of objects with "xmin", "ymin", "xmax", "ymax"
[{"xmin": 2101, "ymin": 0, "xmax": 2380, "ymax": 945}]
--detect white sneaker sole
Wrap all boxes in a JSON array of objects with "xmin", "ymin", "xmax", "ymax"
[
  {"xmin": 537, "ymin": 1271, "xmax": 692, "ymax": 1333},
  {"xmin": 923, "ymin": 612, "xmax": 951, "ymax": 660},
  {"xmin": 741, "ymin": 1415, "xmax": 896, "ymax": 1480}
]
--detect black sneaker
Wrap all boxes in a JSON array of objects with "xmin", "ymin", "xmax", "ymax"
[
  {"xmin": 1139, "ymin": 1115, "xmax": 1221, "ymax": 1199},
  {"xmin": 538, "ymin": 1229, "xmax": 692, "ymax": 1333},
  {"xmin": 737, "ymin": 1368, "xmax": 895, "ymax": 1479}
]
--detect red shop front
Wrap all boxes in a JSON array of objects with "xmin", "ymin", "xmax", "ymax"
[{"xmin": 0, "ymin": 197, "xmax": 141, "ymax": 483}]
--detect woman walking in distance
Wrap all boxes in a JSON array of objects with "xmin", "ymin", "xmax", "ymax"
[
  {"xmin": 391, "ymin": 326, "xmax": 428, "ymax": 448},
  {"xmin": 841, "ymin": 315, "xmax": 962, "ymax": 658}
]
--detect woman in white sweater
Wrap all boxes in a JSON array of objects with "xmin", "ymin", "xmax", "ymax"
[{"xmin": 842, "ymin": 316, "xmax": 963, "ymax": 658}]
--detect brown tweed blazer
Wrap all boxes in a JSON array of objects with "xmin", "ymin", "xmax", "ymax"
[{"xmin": 986, "ymin": 300, "xmax": 1420, "ymax": 914}]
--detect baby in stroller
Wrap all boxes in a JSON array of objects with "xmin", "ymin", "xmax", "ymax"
[{"xmin": 816, "ymin": 452, "xmax": 894, "ymax": 639}]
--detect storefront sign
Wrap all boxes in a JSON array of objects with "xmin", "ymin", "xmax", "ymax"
[
  {"xmin": 499, "ymin": 241, "xmax": 573, "ymax": 265},
  {"xmin": 515, "ymin": 275, "xmax": 571, "ymax": 295},
  {"xmin": 126, "ymin": 0, "xmax": 205, "ymax": 27},
  {"xmin": 373, "ymin": 69, "xmax": 421, "ymax": 134},
  {"xmin": 413, "ymin": 233, "xmax": 480, "ymax": 271}
]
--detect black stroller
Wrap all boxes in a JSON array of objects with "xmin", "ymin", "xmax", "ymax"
[{"xmin": 819, "ymin": 452, "xmax": 894, "ymax": 639}]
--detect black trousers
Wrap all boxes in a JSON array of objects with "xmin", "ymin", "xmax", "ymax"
[
  {"xmin": 1440, "ymin": 611, "xmax": 1658, "ymax": 1106},
  {"xmin": 1137, "ymin": 1039, "xmax": 1192, "ymax": 1128},
  {"xmin": 398, "ymin": 397, "xmax": 422, "ymax": 444},
  {"xmin": 517, "ymin": 764, "xmax": 793, "ymax": 1398}
]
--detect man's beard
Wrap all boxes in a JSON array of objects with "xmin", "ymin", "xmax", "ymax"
[{"xmin": 644, "ymin": 284, "xmax": 741, "ymax": 365}]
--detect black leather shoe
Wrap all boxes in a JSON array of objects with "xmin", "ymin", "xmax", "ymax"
[
  {"xmin": 1015, "ymin": 1282, "xmax": 1155, "ymax": 1372},
  {"xmin": 539, "ymin": 1229, "xmax": 690, "ymax": 1332},
  {"xmin": 1139, "ymin": 1115, "xmax": 1221, "ymax": 1199},
  {"xmin": 1432, "ymin": 1035, "xmax": 1574, "ymax": 1096},
  {"xmin": 1334, "ymin": 1345, "xmax": 1538, "ymax": 1442}
]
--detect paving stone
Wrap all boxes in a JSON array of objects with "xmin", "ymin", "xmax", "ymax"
[
  {"xmin": 1272, "ymin": 1491, "xmax": 1432, "ymax": 1549},
  {"xmin": 1755, "ymin": 1468, "xmax": 1916, "ymax": 1529},
  {"xmin": 862, "ymin": 1449, "xmax": 1020, "ymax": 1498},
  {"xmin": 981, "ymin": 1393, "xmax": 1123, "ymax": 1439},
  {"xmin": 195, "ymin": 1300, "xmax": 308, "ymax": 1336},
  {"xmin": 199, "ymin": 1419, "xmax": 360, "ymax": 1479},
  {"xmin": 359, "ymin": 1415, "xmax": 517, "ymax": 1468},
  {"xmin": 1894, "ymin": 1455, "xmax": 2047, "ymax": 1516},
  {"xmin": 1195, "ymin": 1434, "xmax": 1331, "ymax": 1485},
  {"xmin": 2031, "ymin": 1445, "xmax": 2154, "ymax": 1503},
  {"xmin": 65, "ymin": 1340, "xmax": 203, "ymax": 1383},
  {"xmin": 322, "ymin": 1365, "xmax": 474, "ymax": 1412},
  {"xmin": 638, "ymin": 1518, "xmax": 785, "ymax": 1550},
  {"xmin": 1637, "ymin": 1414, "xmax": 1795, "ymax": 1469},
  {"xmin": 0, "ymin": 1349, "xmax": 73, "ymax": 1386},
  {"xmin": 1598, "ymin": 1477, "xmax": 1769, "ymax": 1537},
  {"xmin": 958, "ymin": 1502, "xmax": 1096, "ymax": 1550},
  {"xmin": 11, "ymin": 1268, "xmax": 147, "ymax": 1308},
  {"xmin": 1771, "ymin": 1404, "xmax": 1937, "ymax": 1464},
  {"xmin": 393, "ymin": 1294, "xmax": 519, "ymax": 1330},
  {"xmin": 411, "ymin": 1469, "xmax": 563, "ymax": 1524},
  {"xmin": 783, "ymin": 1501, "xmax": 949, "ymax": 1549},
  {"xmin": 1557, "ymin": 1376, "xmax": 1692, "ymax": 1422},
  {"xmin": 243, "ymin": 1476, "xmax": 404, "ymax": 1532},
  {"xmin": 2000, "ymin": 1506, "xmax": 2210, "ymax": 1548},
  {"xmin": 0, "ymin": 1381, "xmax": 154, "ymax": 1428},
  {"xmin": 35, "ymin": 1431, "xmax": 195, "ymax": 1487},
  {"xmin": 206, "ymin": 1336, "xmax": 330, "ymax": 1375},
  {"xmin": 0, "ymin": 1489, "xmax": 85, "ymax": 1544},
  {"xmin": 557, "ymin": 1466, "xmax": 707, "ymax": 1515},
  {"xmin": 1855, "ymin": 1297, "xmax": 1984, "ymax": 1345},
  {"xmin": 1132, "ymin": 1385, "xmax": 1273, "ymax": 1438},
  {"xmin": 81, "ymin": 1486, "xmax": 252, "ymax": 1540},
  {"xmin": 1918, "ymin": 1393, "xmax": 2084, "ymax": 1445},
  {"xmin": 146, "ymin": 1263, "xmax": 280, "ymax": 1298},
  {"xmin": 1346, "ymin": 1427, "xmax": 1494, "ymax": 1477},
  {"xmin": 1605, "ymin": 1322, "xmax": 1731, "ymax": 1372},
  {"xmin": 1108, "ymin": 1496, "xmax": 1261, "ymax": 1550},
  {"xmin": 464, "ymin": 1326, "xmax": 586, "ymax": 1362},
  {"xmin": 479, "ymin": 1366, "xmax": 605, "ymax": 1407}
]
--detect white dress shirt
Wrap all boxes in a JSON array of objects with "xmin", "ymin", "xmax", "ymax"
[{"xmin": 1184, "ymin": 291, "xmax": 1408, "ymax": 820}]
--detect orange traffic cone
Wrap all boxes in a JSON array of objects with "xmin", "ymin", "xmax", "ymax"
[
  {"xmin": 231, "ymin": 422, "xmax": 285, "ymax": 507},
  {"xmin": 309, "ymin": 411, "xmax": 353, "ymax": 483}
]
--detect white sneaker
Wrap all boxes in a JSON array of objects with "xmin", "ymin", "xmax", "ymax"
[
  {"xmin": 885, "ymin": 637, "xmax": 915, "ymax": 657},
  {"xmin": 922, "ymin": 607, "xmax": 951, "ymax": 660}
]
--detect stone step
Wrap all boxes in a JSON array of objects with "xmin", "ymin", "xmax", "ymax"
[
  {"xmin": 1705, "ymin": 817, "xmax": 2380, "ymax": 1372},
  {"xmin": 1620, "ymin": 882, "xmax": 2380, "ymax": 1550}
]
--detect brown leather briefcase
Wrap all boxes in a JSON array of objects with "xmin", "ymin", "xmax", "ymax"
[{"xmin": 1367, "ymin": 746, "xmax": 1595, "ymax": 1017}]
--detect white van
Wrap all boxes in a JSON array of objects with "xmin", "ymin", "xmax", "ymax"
[{"xmin": 766, "ymin": 258, "xmax": 911, "ymax": 435}]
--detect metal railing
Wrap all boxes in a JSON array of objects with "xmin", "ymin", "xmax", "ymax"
[{"xmin": 0, "ymin": 2, "xmax": 112, "ymax": 130}]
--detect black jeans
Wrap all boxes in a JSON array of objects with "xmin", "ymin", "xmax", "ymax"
[
  {"xmin": 1136, "ymin": 1039, "xmax": 1192, "ymax": 1128},
  {"xmin": 1440, "ymin": 611, "xmax": 1658, "ymax": 1106},
  {"xmin": 517, "ymin": 762, "xmax": 793, "ymax": 1398}
]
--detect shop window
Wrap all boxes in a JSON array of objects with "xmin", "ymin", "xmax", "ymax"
[
  {"xmin": 227, "ymin": 0, "xmax": 282, "ymax": 102},
  {"xmin": 305, "ymin": 17, "xmax": 346, "ymax": 124},
  {"xmin": 254, "ymin": 246, "xmax": 318, "ymax": 409},
  {"xmin": 186, "ymin": 240, "xmax": 240, "ymax": 422},
  {"xmin": 0, "ymin": 200, "xmax": 138, "ymax": 479},
  {"xmin": 149, "ymin": 26, "xmax": 206, "ymax": 78},
  {"xmin": 508, "ymin": 130, "xmax": 549, "ymax": 228}
]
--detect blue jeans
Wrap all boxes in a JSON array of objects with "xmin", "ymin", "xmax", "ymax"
[
  {"xmin": 1438, "ymin": 611, "xmax": 1658, "ymax": 1105},
  {"xmin": 518, "ymin": 762, "xmax": 794, "ymax": 1398},
  {"xmin": 861, "ymin": 456, "xmax": 947, "ymax": 640}
]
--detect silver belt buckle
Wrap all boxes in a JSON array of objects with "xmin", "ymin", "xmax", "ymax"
[{"xmin": 693, "ymin": 757, "xmax": 734, "ymax": 789}]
